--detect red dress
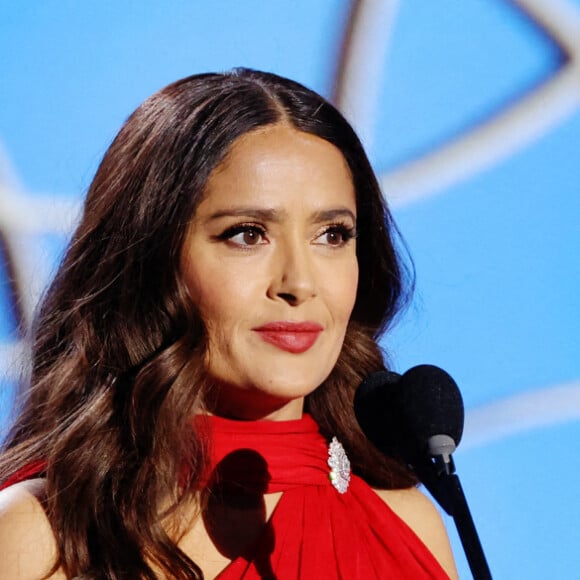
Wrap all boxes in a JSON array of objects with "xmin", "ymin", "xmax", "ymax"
[
  {"xmin": 2, "ymin": 415, "xmax": 450, "ymax": 578},
  {"xmin": 202, "ymin": 414, "xmax": 450, "ymax": 579}
]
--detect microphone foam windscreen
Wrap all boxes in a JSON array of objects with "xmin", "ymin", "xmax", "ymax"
[
  {"xmin": 354, "ymin": 365, "xmax": 464, "ymax": 461},
  {"xmin": 397, "ymin": 365, "xmax": 464, "ymax": 450},
  {"xmin": 354, "ymin": 370, "xmax": 402, "ymax": 456}
]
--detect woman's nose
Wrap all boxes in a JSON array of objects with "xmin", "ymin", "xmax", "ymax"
[{"xmin": 268, "ymin": 240, "xmax": 317, "ymax": 306}]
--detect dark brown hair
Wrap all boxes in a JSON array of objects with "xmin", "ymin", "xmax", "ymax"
[{"xmin": 0, "ymin": 68, "xmax": 415, "ymax": 578}]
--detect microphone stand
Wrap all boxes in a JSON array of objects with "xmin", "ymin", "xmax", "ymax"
[{"xmin": 411, "ymin": 439, "xmax": 492, "ymax": 580}]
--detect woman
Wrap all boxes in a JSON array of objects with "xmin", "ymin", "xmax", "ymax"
[{"xmin": 0, "ymin": 69, "xmax": 458, "ymax": 579}]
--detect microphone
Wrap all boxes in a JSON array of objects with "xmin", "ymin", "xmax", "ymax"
[
  {"xmin": 355, "ymin": 365, "xmax": 492, "ymax": 579},
  {"xmin": 354, "ymin": 364, "xmax": 464, "ymax": 477}
]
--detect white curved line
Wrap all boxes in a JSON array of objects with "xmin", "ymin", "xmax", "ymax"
[
  {"xmin": 0, "ymin": 142, "xmax": 80, "ymax": 234},
  {"xmin": 0, "ymin": 187, "xmax": 81, "ymax": 234},
  {"xmin": 333, "ymin": 0, "xmax": 400, "ymax": 151},
  {"xmin": 0, "ymin": 340, "xmax": 26, "ymax": 383},
  {"xmin": 3, "ymin": 231, "xmax": 57, "ymax": 325},
  {"xmin": 461, "ymin": 380, "xmax": 580, "ymax": 450},
  {"xmin": 514, "ymin": 0, "xmax": 580, "ymax": 54},
  {"xmin": 0, "ymin": 146, "xmax": 79, "ymax": 324},
  {"xmin": 368, "ymin": 0, "xmax": 580, "ymax": 206},
  {"xmin": 383, "ymin": 64, "xmax": 580, "ymax": 206}
]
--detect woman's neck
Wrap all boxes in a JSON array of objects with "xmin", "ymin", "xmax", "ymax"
[{"xmin": 204, "ymin": 394, "xmax": 305, "ymax": 422}]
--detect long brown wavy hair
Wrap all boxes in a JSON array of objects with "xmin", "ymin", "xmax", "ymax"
[{"xmin": 0, "ymin": 69, "xmax": 415, "ymax": 578}]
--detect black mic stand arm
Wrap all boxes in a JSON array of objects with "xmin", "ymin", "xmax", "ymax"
[{"xmin": 411, "ymin": 435, "xmax": 492, "ymax": 580}]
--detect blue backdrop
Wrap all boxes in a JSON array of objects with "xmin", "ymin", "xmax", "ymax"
[{"xmin": 1, "ymin": 1, "xmax": 579, "ymax": 577}]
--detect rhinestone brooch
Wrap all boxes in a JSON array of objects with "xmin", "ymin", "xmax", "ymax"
[{"xmin": 327, "ymin": 437, "xmax": 351, "ymax": 494}]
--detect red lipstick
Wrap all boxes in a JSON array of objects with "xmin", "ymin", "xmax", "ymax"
[{"xmin": 253, "ymin": 321, "xmax": 323, "ymax": 354}]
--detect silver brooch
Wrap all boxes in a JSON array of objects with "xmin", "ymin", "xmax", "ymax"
[{"xmin": 327, "ymin": 437, "xmax": 351, "ymax": 494}]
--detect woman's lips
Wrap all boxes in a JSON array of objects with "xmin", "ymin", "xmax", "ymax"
[{"xmin": 253, "ymin": 321, "xmax": 323, "ymax": 354}]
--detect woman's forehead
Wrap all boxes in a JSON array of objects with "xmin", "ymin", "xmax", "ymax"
[{"xmin": 196, "ymin": 124, "xmax": 355, "ymax": 215}]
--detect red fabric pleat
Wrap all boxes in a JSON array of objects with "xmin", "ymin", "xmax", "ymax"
[
  {"xmin": 2, "ymin": 416, "xmax": 450, "ymax": 578},
  {"xmin": 201, "ymin": 414, "xmax": 450, "ymax": 580}
]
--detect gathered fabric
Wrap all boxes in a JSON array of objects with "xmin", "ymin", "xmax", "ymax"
[
  {"xmin": 1, "ymin": 416, "xmax": 450, "ymax": 578},
  {"xmin": 200, "ymin": 413, "xmax": 449, "ymax": 579}
]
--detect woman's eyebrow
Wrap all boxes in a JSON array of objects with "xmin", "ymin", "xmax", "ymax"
[
  {"xmin": 203, "ymin": 207, "xmax": 356, "ymax": 224},
  {"xmin": 310, "ymin": 208, "xmax": 356, "ymax": 224},
  {"xmin": 203, "ymin": 207, "xmax": 283, "ymax": 223}
]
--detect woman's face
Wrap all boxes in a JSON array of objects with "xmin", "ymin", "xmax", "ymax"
[{"xmin": 181, "ymin": 124, "xmax": 358, "ymax": 420}]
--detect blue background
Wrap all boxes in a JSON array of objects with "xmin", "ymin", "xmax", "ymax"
[{"xmin": 1, "ymin": 1, "xmax": 579, "ymax": 577}]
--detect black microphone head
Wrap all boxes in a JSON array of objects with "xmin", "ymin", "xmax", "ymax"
[
  {"xmin": 354, "ymin": 370, "xmax": 401, "ymax": 453},
  {"xmin": 398, "ymin": 364, "xmax": 464, "ymax": 450},
  {"xmin": 354, "ymin": 364, "xmax": 464, "ymax": 462}
]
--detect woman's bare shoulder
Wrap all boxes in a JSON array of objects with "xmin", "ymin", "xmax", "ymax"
[
  {"xmin": 0, "ymin": 478, "xmax": 65, "ymax": 579},
  {"xmin": 374, "ymin": 486, "xmax": 459, "ymax": 579}
]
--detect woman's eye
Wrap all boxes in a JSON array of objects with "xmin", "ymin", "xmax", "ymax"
[
  {"xmin": 220, "ymin": 225, "xmax": 267, "ymax": 246},
  {"xmin": 316, "ymin": 225, "xmax": 356, "ymax": 246}
]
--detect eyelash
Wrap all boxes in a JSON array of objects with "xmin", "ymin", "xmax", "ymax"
[
  {"xmin": 216, "ymin": 223, "xmax": 267, "ymax": 246},
  {"xmin": 317, "ymin": 223, "xmax": 357, "ymax": 246},
  {"xmin": 216, "ymin": 222, "xmax": 357, "ymax": 248}
]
